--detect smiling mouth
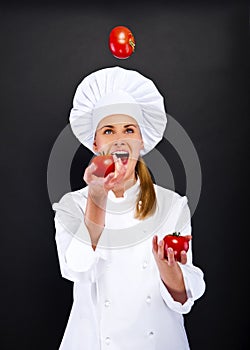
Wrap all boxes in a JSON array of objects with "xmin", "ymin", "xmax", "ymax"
[{"xmin": 111, "ymin": 151, "xmax": 129, "ymax": 165}]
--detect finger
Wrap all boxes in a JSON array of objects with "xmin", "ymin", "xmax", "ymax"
[
  {"xmin": 112, "ymin": 153, "xmax": 118, "ymax": 163},
  {"xmin": 180, "ymin": 250, "xmax": 188, "ymax": 264},
  {"xmin": 113, "ymin": 156, "xmax": 126, "ymax": 174},
  {"xmin": 158, "ymin": 240, "xmax": 165, "ymax": 260},
  {"xmin": 89, "ymin": 162, "xmax": 97, "ymax": 173},
  {"xmin": 152, "ymin": 235, "xmax": 158, "ymax": 254},
  {"xmin": 113, "ymin": 155, "xmax": 121, "ymax": 174},
  {"xmin": 167, "ymin": 247, "xmax": 175, "ymax": 266},
  {"xmin": 83, "ymin": 163, "xmax": 97, "ymax": 183},
  {"xmin": 104, "ymin": 172, "xmax": 115, "ymax": 184},
  {"xmin": 115, "ymin": 159, "xmax": 126, "ymax": 181},
  {"xmin": 185, "ymin": 235, "xmax": 192, "ymax": 242}
]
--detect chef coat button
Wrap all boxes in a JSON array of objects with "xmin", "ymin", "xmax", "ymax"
[
  {"xmin": 104, "ymin": 300, "xmax": 110, "ymax": 307},
  {"xmin": 105, "ymin": 337, "xmax": 111, "ymax": 345},
  {"xmin": 146, "ymin": 296, "xmax": 151, "ymax": 304},
  {"xmin": 142, "ymin": 261, "xmax": 148, "ymax": 269},
  {"xmin": 148, "ymin": 331, "xmax": 154, "ymax": 337}
]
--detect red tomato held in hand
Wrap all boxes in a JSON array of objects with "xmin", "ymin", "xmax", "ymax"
[
  {"xmin": 90, "ymin": 155, "xmax": 115, "ymax": 177},
  {"xmin": 163, "ymin": 232, "xmax": 189, "ymax": 262},
  {"xmin": 109, "ymin": 26, "xmax": 135, "ymax": 59}
]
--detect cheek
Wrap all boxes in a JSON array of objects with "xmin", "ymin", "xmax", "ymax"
[
  {"xmin": 96, "ymin": 143, "xmax": 106, "ymax": 153},
  {"xmin": 133, "ymin": 138, "xmax": 143, "ymax": 148},
  {"xmin": 94, "ymin": 138, "xmax": 113, "ymax": 153},
  {"xmin": 94, "ymin": 137, "xmax": 103, "ymax": 153},
  {"xmin": 129, "ymin": 139, "xmax": 143, "ymax": 158}
]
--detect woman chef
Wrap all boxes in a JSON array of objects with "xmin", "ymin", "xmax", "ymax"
[{"xmin": 52, "ymin": 66, "xmax": 206, "ymax": 350}]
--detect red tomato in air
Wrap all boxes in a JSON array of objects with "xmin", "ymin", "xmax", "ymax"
[
  {"xmin": 109, "ymin": 26, "xmax": 135, "ymax": 59},
  {"xmin": 163, "ymin": 232, "xmax": 190, "ymax": 262},
  {"xmin": 90, "ymin": 155, "xmax": 115, "ymax": 177}
]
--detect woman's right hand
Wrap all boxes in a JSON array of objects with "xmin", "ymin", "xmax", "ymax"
[
  {"xmin": 83, "ymin": 155, "xmax": 126, "ymax": 201},
  {"xmin": 83, "ymin": 155, "xmax": 126, "ymax": 248}
]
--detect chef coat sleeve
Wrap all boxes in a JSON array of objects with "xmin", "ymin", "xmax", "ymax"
[
  {"xmin": 159, "ymin": 195, "xmax": 206, "ymax": 314},
  {"xmin": 52, "ymin": 192, "xmax": 108, "ymax": 283}
]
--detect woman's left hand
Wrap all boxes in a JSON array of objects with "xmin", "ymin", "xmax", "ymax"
[{"xmin": 152, "ymin": 235, "xmax": 192, "ymax": 304}]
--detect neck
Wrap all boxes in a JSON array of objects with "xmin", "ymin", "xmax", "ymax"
[{"xmin": 112, "ymin": 177, "xmax": 137, "ymax": 198}]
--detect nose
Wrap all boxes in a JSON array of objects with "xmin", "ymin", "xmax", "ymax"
[{"xmin": 114, "ymin": 140, "xmax": 125, "ymax": 147}]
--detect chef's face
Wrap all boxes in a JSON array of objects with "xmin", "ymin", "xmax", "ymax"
[{"xmin": 93, "ymin": 114, "xmax": 144, "ymax": 176}]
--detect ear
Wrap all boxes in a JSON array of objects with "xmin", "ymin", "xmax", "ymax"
[
  {"xmin": 93, "ymin": 139, "xmax": 98, "ymax": 153},
  {"xmin": 140, "ymin": 139, "xmax": 144, "ymax": 151}
]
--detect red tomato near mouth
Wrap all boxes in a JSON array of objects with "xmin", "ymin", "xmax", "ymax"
[
  {"xmin": 163, "ymin": 232, "xmax": 189, "ymax": 262},
  {"xmin": 90, "ymin": 155, "xmax": 115, "ymax": 178},
  {"xmin": 109, "ymin": 26, "xmax": 135, "ymax": 59}
]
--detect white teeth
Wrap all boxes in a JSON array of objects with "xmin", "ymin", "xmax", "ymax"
[{"xmin": 112, "ymin": 151, "xmax": 129, "ymax": 158}]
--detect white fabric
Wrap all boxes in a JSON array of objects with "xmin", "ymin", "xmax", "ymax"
[
  {"xmin": 52, "ymin": 182, "xmax": 205, "ymax": 350},
  {"xmin": 69, "ymin": 66, "xmax": 167, "ymax": 155},
  {"xmin": 93, "ymin": 90, "xmax": 143, "ymax": 132}
]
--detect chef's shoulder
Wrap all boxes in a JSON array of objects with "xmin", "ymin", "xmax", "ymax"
[
  {"xmin": 52, "ymin": 185, "xmax": 88, "ymax": 213},
  {"xmin": 153, "ymin": 184, "xmax": 188, "ymax": 207}
]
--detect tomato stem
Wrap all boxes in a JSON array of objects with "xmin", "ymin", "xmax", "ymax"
[
  {"xmin": 173, "ymin": 232, "xmax": 180, "ymax": 236},
  {"xmin": 129, "ymin": 39, "xmax": 135, "ymax": 52}
]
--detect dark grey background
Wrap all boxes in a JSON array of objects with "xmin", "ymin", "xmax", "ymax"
[{"xmin": 0, "ymin": 1, "xmax": 249, "ymax": 349}]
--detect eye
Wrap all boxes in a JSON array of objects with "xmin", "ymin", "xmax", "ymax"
[
  {"xmin": 125, "ymin": 128, "xmax": 134, "ymax": 134},
  {"xmin": 103, "ymin": 129, "xmax": 113, "ymax": 135}
]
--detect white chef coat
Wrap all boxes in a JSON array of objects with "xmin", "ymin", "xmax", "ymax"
[{"xmin": 52, "ymin": 180, "xmax": 205, "ymax": 350}]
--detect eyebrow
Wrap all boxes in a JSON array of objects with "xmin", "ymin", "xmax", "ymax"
[{"xmin": 100, "ymin": 124, "xmax": 138, "ymax": 130}]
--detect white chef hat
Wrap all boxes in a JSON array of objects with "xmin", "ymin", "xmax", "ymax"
[{"xmin": 69, "ymin": 66, "xmax": 167, "ymax": 155}]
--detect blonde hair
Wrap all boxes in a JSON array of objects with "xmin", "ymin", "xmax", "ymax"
[{"xmin": 135, "ymin": 157, "xmax": 157, "ymax": 220}]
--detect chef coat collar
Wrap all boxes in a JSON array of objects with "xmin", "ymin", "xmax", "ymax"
[{"xmin": 106, "ymin": 178, "xmax": 140, "ymax": 214}]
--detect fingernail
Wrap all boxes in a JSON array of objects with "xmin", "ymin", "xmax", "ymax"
[{"xmin": 90, "ymin": 162, "xmax": 96, "ymax": 169}]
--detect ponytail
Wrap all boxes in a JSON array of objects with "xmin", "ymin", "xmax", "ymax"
[{"xmin": 135, "ymin": 157, "xmax": 156, "ymax": 220}]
